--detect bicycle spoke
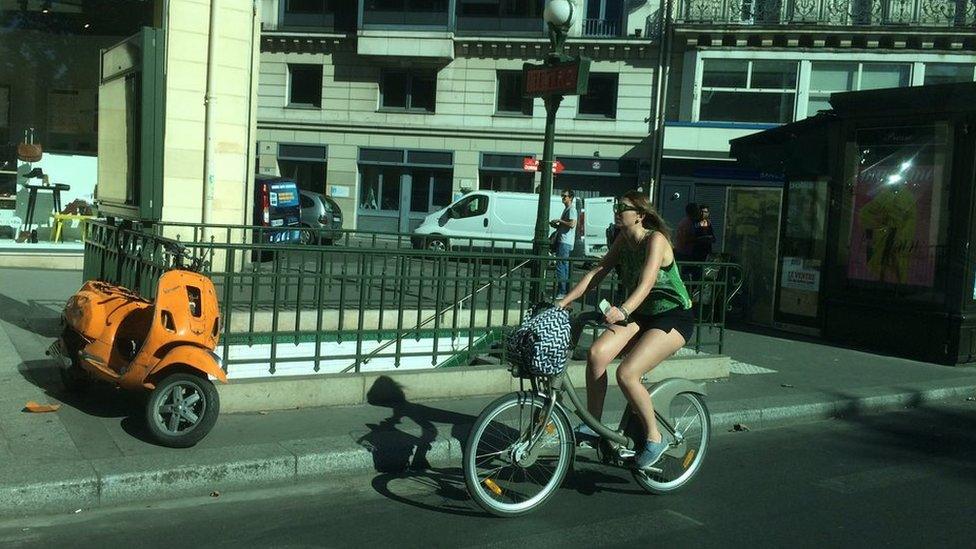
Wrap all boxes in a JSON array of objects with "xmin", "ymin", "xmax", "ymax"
[{"xmin": 475, "ymin": 449, "xmax": 508, "ymax": 460}]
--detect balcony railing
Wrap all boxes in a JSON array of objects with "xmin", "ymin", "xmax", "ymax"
[
  {"xmin": 676, "ymin": 0, "xmax": 976, "ymax": 27},
  {"xmin": 582, "ymin": 18, "xmax": 622, "ymax": 37}
]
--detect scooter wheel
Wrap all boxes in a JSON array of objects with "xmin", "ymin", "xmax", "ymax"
[{"xmin": 146, "ymin": 373, "xmax": 220, "ymax": 448}]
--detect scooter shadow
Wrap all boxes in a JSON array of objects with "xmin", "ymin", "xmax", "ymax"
[{"xmin": 18, "ymin": 358, "xmax": 160, "ymax": 446}]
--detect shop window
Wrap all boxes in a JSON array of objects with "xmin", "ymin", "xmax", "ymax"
[
  {"xmin": 460, "ymin": 0, "xmax": 543, "ymax": 16},
  {"xmin": 836, "ymin": 124, "xmax": 951, "ymax": 302},
  {"xmin": 924, "ymin": 63, "xmax": 976, "ymax": 86},
  {"xmin": 381, "ymin": 71, "xmax": 437, "ymax": 113},
  {"xmin": 807, "ymin": 62, "xmax": 910, "ymax": 116},
  {"xmin": 359, "ymin": 166, "xmax": 402, "ymax": 211},
  {"xmin": 578, "ymin": 74, "xmax": 618, "ymax": 119},
  {"xmin": 699, "ymin": 59, "xmax": 797, "ymax": 123},
  {"xmin": 288, "ymin": 64, "xmax": 323, "ymax": 108},
  {"xmin": 278, "ymin": 144, "xmax": 327, "ymax": 193},
  {"xmin": 481, "ymin": 172, "xmax": 534, "ymax": 193},
  {"xmin": 409, "ymin": 170, "xmax": 453, "ymax": 212},
  {"xmin": 496, "ymin": 71, "xmax": 533, "ymax": 116}
]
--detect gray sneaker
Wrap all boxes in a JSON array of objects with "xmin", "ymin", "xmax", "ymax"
[{"xmin": 635, "ymin": 437, "xmax": 669, "ymax": 469}]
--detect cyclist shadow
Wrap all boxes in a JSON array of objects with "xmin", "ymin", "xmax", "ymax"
[
  {"xmin": 565, "ymin": 456, "xmax": 647, "ymax": 497},
  {"xmin": 357, "ymin": 375, "xmax": 484, "ymax": 516}
]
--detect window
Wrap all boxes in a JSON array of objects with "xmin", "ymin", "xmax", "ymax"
[
  {"xmin": 459, "ymin": 0, "xmax": 542, "ymax": 16},
  {"xmin": 481, "ymin": 172, "xmax": 534, "ymax": 192},
  {"xmin": 496, "ymin": 71, "xmax": 532, "ymax": 115},
  {"xmin": 300, "ymin": 194, "xmax": 314, "ymax": 208},
  {"xmin": 381, "ymin": 71, "xmax": 437, "ymax": 112},
  {"xmin": 286, "ymin": 0, "xmax": 332, "ymax": 13},
  {"xmin": 452, "ymin": 194, "xmax": 488, "ymax": 218},
  {"xmin": 837, "ymin": 124, "xmax": 951, "ymax": 302},
  {"xmin": 288, "ymin": 64, "xmax": 322, "ymax": 108},
  {"xmin": 409, "ymin": 170, "xmax": 453, "ymax": 212},
  {"xmin": 807, "ymin": 62, "xmax": 910, "ymax": 115},
  {"xmin": 699, "ymin": 59, "xmax": 797, "ymax": 123},
  {"xmin": 278, "ymin": 144, "xmax": 327, "ymax": 193},
  {"xmin": 578, "ymin": 73, "xmax": 618, "ymax": 119},
  {"xmin": 924, "ymin": 63, "xmax": 976, "ymax": 86},
  {"xmin": 359, "ymin": 166, "xmax": 402, "ymax": 211}
]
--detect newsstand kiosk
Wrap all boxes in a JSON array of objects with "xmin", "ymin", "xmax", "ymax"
[{"xmin": 731, "ymin": 82, "xmax": 976, "ymax": 365}]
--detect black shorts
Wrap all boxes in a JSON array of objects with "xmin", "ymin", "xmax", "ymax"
[{"xmin": 631, "ymin": 307, "xmax": 695, "ymax": 342}]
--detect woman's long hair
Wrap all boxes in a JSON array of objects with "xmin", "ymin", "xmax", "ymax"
[{"xmin": 620, "ymin": 190, "xmax": 671, "ymax": 241}]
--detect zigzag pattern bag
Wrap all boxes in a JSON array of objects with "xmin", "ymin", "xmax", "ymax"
[{"xmin": 505, "ymin": 304, "xmax": 571, "ymax": 376}]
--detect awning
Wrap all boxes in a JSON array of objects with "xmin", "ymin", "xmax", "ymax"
[{"xmin": 729, "ymin": 112, "xmax": 837, "ymax": 178}]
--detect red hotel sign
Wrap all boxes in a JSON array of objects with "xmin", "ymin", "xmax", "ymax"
[{"xmin": 522, "ymin": 58, "xmax": 591, "ymax": 97}]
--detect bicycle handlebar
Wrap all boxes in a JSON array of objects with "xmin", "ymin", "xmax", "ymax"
[{"xmin": 568, "ymin": 310, "xmax": 628, "ymax": 348}]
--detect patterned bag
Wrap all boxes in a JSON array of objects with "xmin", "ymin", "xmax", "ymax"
[{"xmin": 505, "ymin": 304, "xmax": 571, "ymax": 376}]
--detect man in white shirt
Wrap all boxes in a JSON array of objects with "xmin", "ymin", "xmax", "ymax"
[{"xmin": 550, "ymin": 189, "xmax": 577, "ymax": 299}]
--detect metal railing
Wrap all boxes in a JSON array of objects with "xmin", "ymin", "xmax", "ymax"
[
  {"xmin": 83, "ymin": 220, "xmax": 742, "ymax": 378},
  {"xmin": 582, "ymin": 18, "xmax": 621, "ymax": 37},
  {"xmin": 677, "ymin": 0, "xmax": 976, "ymax": 27}
]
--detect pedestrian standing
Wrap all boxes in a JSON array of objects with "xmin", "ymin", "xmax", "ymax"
[
  {"xmin": 674, "ymin": 202, "xmax": 699, "ymax": 262},
  {"xmin": 550, "ymin": 189, "xmax": 577, "ymax": 299},
  {"xmin": 692, "ymin": 204, "xmax": 716, "ymax": 262}
]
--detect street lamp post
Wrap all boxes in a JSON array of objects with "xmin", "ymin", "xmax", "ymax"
[{"xmin": 526, "ymin": 0, "xmax": 588, "ymax": 303}]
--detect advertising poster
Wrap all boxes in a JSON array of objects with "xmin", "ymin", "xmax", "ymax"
[
  {"xmin": 724, "ymin": 187, "xmax": 783, "ymax": 326},
  {"xmin": 779, "ymin": 257, "xmax": 820, "ymax": 318},
  {"xmin": 846, "ymin": 126, "xmax": 945, "ymax": 288}
]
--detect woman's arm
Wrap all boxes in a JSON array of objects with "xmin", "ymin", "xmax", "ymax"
[
  {"xmin": 556, "ymin": 234, "xmax": 623, "ymax": 308},
  {"xmin": 606, "ymin": 232, "xmax": 667, "ymax": 322}
]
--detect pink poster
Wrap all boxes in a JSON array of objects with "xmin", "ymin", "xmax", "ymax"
[{"xmin": 846, "ymin": 132, "xmax": 941, "ymax": 287}]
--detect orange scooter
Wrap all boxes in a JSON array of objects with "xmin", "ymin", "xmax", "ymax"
[{"xmin": 48, "ymin": 241, "xmax": 227, "ymax": 448}]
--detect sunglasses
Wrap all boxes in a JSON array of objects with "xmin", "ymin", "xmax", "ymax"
[{"xmin": 613, "ymin": 203, "xmax": 640, "ymax": 214}]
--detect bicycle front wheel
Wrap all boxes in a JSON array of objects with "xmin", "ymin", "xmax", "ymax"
[
  {"xmin": 462, "ymin": 392, "xmax": 574, "ymax": 517},
  {"xmin": 633, "ymin": 392, "xmax": 710, "ymax": 494}
]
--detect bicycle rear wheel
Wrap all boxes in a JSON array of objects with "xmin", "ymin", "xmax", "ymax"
[
  {"xmin": 462, "ymin": 392, "xmax": 574, "ymax": 517},
  {"xmin": 632, "ymin": 392, "xmax": 710, "ymax": 494}
]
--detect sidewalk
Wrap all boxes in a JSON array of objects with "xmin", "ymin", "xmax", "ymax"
[{"xmin": 2, "ymin": 267, "xmax": 976, "ymax": 517}]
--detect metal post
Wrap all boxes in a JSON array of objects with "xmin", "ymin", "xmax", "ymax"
[{"xmin": 530, "ymin": 94, "xmax": 563, "ymax": 302}]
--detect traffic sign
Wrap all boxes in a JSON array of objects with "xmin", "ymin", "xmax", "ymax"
[
  {"xmin": 522, "ymin": 57, "xmax": 591, "ymax": 98},
  {"xmin": 523, "ymin": 157, "xmax": 565, "ymax": 174}
]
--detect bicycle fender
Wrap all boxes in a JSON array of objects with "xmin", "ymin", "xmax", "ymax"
[{"xmin": 648, "ymin": 378, "xmax": 706, "ymax": 407}]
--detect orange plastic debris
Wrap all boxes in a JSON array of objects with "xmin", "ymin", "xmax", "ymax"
[{"xmin": 24, "ymin": 401, "xmax": 61, "ymax": 413}]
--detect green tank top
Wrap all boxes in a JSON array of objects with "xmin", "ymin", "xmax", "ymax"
[{"xmin": 617, "ymin": 230, "xmax": 693, "ymax": 316}]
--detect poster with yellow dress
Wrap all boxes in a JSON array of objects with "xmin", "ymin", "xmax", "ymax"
[{"xmin": 847, "ymin": 126, "xmax": 946, "ymax": 288}]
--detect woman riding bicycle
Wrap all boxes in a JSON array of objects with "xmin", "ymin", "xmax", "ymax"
[{"xmin": 557, "ymin": 190, "xmax": 693, "ymax": 470}]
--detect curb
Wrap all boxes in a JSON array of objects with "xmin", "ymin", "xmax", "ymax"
[{"xmin": 3, "ymin": 380, "xmax": 976, "ymax": 518}]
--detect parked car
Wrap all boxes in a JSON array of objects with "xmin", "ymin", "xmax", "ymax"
[
  {"xmin": 299, "ymin": 190, "xmax": 343, "ymax": 244},
  {"xmin": 253, "ymin": 176, "xmax": 302, "ymax": 244}
]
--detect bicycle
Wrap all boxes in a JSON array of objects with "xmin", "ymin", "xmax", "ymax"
[{"xmin": 462, "ymin": 310, "xmax": 711, "ymax": 517}]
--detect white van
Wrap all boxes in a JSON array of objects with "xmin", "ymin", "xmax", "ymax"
[
  {"xmin": 580, "ymin": 196, "xmax": 614, "ymax": 257},
  {"xmin": 411, "ymin": 191, "xmax": 613, "ymax": 255}
]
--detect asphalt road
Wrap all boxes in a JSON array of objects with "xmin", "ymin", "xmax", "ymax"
[{"xmin": 2, "ymin": 400, "xmax": 975, "ymax": 548}]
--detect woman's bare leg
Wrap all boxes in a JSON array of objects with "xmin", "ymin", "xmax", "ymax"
[
  {"xmin": 585, "ymin": 323, "xmax": 640, "ymax": 421},
  {"xmin": 615, "ymin": 328, "xmax": 686, "ymax": 442}
]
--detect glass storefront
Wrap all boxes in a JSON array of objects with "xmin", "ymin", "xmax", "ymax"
[
  {"xmin": 357, "ymin": 148, "xmax": 453, "ymax": 232},
  {"xmin": 0, "ymin": 2, "xmax": 153, "ymax": 246}
]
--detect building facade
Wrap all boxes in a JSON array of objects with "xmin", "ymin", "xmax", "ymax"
[
  {"xmin": 658, "ymin": 0, "xmax": 975, "ymax": 241},
  {"xmin": 255, "ymin": 0, "xmax": 662, "ymax": 233}
]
